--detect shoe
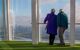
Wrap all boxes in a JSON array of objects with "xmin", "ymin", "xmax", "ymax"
[
  {"xmin": 49, "ymin": 43, "xmax": 53, "ymax": 45},
  {"xmin": 57, "ymin": 43, "xmax": 65, "ymax": 46}
]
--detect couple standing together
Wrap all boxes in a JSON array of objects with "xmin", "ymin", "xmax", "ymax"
[{"xmin": 44, "ymin": 9, "xmax": 68, "ymax": 46}]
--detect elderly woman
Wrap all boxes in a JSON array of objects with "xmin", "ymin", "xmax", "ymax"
[{"xmin": 44, "ymin": 9, "xmax": 57, "ymax": 45}]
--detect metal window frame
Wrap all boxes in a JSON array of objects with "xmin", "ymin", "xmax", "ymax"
[
  {"xmin": 5, "ymin": 0, "xmax": 13, "ymax": 40},
  {"xmin": 70, "ymin": 0, "xmax": 75, "ymax": 46},
  {"xmin": 32, "ymin": 0, "xmax": 39, "ymax": 44}
]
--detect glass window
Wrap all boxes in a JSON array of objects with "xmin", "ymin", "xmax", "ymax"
[
  {"xmin": 39, "ymin": 0, "xmax": 70, "ymax": 43},
  {"xmin": 0, "ymin": 0, "xmax": 5, "ymax": 40},
  {"xmin": 10, "ymin": 0, "xmax": 32, "ymax": 41},
  {"xmin": 75, "ymin": 0, "xmax": 80, "ymax": 43}
]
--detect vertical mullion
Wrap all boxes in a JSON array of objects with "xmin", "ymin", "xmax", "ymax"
[
  {"xmin": 36, "ymin": 0, "xmax": 40, "ymax": 42},
  {"xmin": 70, "ymin": 0, "xmax": 75, "ymax": 46},
  {"xmin": 32, "ymin": 0, "xmax": 39, "ymax": 44},
  {"xmin": 32, "ymin": 0, "xmax": 37, "ymax": 44},
  {"xmin": 6, "ymin": 0, "xmax": 13, "ymax": 40}
]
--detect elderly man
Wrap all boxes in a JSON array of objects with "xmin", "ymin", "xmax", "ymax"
[{"xmin": 57, "ymin": 9, "xmax": 68, "ymax": 45}]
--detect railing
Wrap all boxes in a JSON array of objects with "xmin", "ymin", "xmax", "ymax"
[
  {"xmin": 7, "ymin": 22, "xmax": 80, "ymax": 41},
  {"xmin": 38, "ymin": 23, "xmax": 80, "ymax": 25}
]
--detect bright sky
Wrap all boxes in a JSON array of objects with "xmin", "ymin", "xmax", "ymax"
[
  {"xmin": 0, "ymin": 0, "xmax": 80, "ymax": 23},
  {"xmin": 10, "ymin": 0, "xmax": 31, "ymax": 16},
  {"xmin": 10, "ymin": 0, "xmax": 70, "ymax": 16}
]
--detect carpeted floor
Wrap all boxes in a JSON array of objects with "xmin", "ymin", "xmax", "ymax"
[{"xmin": 0, "ymin": 41, "xmax": 80, "ymax": 50}]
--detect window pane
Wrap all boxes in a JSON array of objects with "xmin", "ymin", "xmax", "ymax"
[
  {"xmin": 0, "ymin": 0, "xmax": 5, "ymax": 40},
  {"xmin": 75, "ymin": 0, "xmax": 80, "ymax": 43},
  {"xmin": 39, "ymin": 0, "xmax": 70, "ymax": 43},
  {"xmin": 10, "ymin": 0, "xmax": 32, "ymax": 41},
  {"xmin": 0, "ymin": 0, "xmax": 2, "ymax": 16}
]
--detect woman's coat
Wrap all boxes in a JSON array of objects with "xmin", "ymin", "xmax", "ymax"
[{"xmin": 44, "ymin": 13, "xmax": 57, "ymax": 35}]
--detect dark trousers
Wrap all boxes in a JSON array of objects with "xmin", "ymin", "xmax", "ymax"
[
  {"xmin": 58, "ymin": 27, "xmax": 65, "ymax": 44},
  {"xmin": 49, "ymin": 34, "xmax": 56, "ymax": 45}
]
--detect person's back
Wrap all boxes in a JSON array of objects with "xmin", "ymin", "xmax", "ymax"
[
  {"xmin": 57, "ymin": 9, "xmax": 68, "ymax": 46},
  {"xmin": 57, "ymin": 10, "xmax": 68, "ymax": 29},
  {"xmin": 44, "ymin": 10, "xmax": 57, "ymax": 35},
  {"xmin": 44, "ymin": 9, "xmax": 57, "ymax": 45}
]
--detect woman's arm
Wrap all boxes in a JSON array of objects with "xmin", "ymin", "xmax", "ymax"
[{"xmin": 44, "ymin": 14, "xmax": 49, "ymax": 24}]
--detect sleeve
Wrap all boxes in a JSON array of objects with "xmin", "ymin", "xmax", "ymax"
[
  {"xmin": 44, "ymin": 14, "xmax": 49, "ymax": 24},
  {"xmin": 65, "ymin": 14, "xmax": 68, "ymax": 28},
  {"xmin": 57, "ymin": 14, "xmax": 60, "ymax": 26}
]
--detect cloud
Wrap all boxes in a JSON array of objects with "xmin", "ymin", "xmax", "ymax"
[
  {"xmin": 10, "ymin": 9, "xmax": 31, "ymax": 26},
  {"xmin": 39, "ymin": 0, "xmax": 57, "ymax": 4}
]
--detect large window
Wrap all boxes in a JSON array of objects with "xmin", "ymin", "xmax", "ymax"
[
  {"xmin": 39, "ymin": 0, "xmax": 70, "ymax": 43},
  {"xmin": 0, "ymin": 0, "xmax": 79, "ymax": 45},
  {"xmin": 10, "ymin": 0, "xmax": 32, "ymax": 41}
]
